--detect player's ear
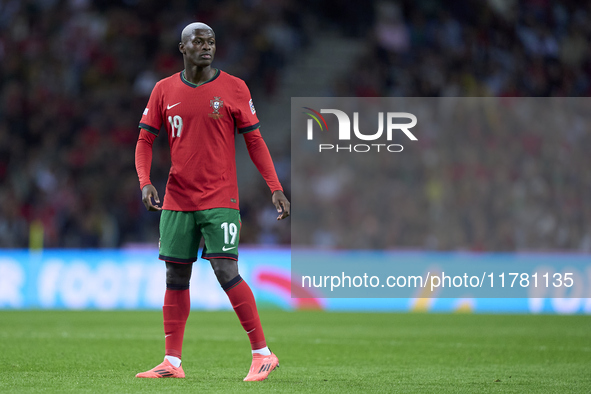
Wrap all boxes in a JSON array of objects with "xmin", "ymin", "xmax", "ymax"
[{"xmin": 179, "ymin": 42, "xmax": 185, "ymax": 54}]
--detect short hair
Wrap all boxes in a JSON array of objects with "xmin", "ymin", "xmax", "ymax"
[{"xmin": 180, "ymin": 22, "xmax": 214, "ymax": 43}]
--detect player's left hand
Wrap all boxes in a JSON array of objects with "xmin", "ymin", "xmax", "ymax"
[{"xmin": 272, "ymin": 190, "xmax": 290, "ymax": 220}]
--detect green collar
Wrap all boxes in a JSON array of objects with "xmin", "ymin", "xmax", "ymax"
[{"xmin": 181, "ymin": 69, "xmax": 220, "ymax": 88}]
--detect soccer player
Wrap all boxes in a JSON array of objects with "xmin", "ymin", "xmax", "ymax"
[{"xmin": 134, "ymin": 22, "xmax": 290, "ymax": 382}]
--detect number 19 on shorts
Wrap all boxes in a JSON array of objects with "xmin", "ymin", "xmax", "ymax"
[{"xmin": 221, "ymin": 222, "xmax": 237, "ymax": 245}]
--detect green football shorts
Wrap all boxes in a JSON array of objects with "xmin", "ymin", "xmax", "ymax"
[{"xmin": 158, "ymin": 208, "xmax": 241, "ymax": 263}]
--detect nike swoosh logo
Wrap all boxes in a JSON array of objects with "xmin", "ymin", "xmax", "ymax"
[
  {"xmin": 246, "ymin": 328, "xmax": 256, "ymax": 334},
  {"xmin": 222, "ymin": 246, "xmax": 237, "ymax": 251},
  {"xmin": 165, "ymin": 334, "xmax": 172, "ymax": 338},
  {"xmin": 167, "ymin": 102, "xmax": 181, "ymax": 110}
]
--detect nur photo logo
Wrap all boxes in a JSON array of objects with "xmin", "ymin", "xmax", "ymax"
[{"xmin": 303, "ymin": 107, "xmax": 418, "ymax": 153}]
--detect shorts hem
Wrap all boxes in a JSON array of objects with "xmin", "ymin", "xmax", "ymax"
[
  {"xmin": 202, "ymin": 252, "xmax": 238, "ymax": 261},
  {"xmin": 159, "ymin": 254, "xmax": 197, "ymax": 264}
]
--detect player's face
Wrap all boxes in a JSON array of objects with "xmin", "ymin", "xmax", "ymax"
[{"xmin": 180, "ymin": 29, "xmax": 216, "ymax": 67}]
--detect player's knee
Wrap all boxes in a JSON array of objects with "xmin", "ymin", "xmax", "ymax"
[
  {"xmin": 210, "ymin": 259, "xmax": 239, "ymax": 286},
  {"xmin": 165, "ymin": 261, "xmax": 193, "ymax": 287}
]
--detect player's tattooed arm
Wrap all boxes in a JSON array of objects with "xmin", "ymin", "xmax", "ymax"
[
  {"xmin": 142, "ymin": 184, "xmax": 163, "ymax": 211},
  {"xmin": 272, "ymin": 190, "xmax": 290, "ymax": 220}
]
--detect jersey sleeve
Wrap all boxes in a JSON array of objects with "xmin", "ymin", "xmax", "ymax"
[
  {"xmin": 233, "ymin": 80, "xmax": 260, "ymax": 134},
  {"xmin": 139, "ymin": 82, "xmax": 163, "ymax": 136},
  {"xmin": 135, "ymin": 128, "xmax": 156, "ymax": 190},
  {"xmin": 244, "ymin": 129, "xmax": 283, "ymax": 193}
]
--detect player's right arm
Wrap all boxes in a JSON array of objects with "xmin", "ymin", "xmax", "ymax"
[
  {"xmin": 136, "ymin": 129, "xmax": 162, "ymax": 211},
  {"xmin": 135, "ymin": 81, "xmax": 164, "ymax": 212}
]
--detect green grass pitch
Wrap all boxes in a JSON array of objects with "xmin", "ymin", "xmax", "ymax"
[{"xmin": 0, "ymin": 310, "xmax": 589, "ymax": 393}]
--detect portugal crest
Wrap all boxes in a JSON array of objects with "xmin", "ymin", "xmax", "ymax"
[{"xmin": 209, "ymin": 96, "xmax": 224, "ymax": 119}]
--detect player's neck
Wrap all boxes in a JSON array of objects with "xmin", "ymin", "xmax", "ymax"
[{"xmin": 183, "ymin": 65, "xmax": 216, "ymax": 86}]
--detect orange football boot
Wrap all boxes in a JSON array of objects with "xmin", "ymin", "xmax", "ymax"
[
  {"xmin": 243, "ymin": 352, "xmax": 279, "ymax": 381},
  {"xmin": 136, "ymin": 359, "xmax": 185, "ymax": 378}
]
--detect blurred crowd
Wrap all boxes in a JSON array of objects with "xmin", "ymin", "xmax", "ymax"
[
  {"xmin": 1, "ymin": 0, "xmax": 590, "ymax": 251},
  {"xmin": 334, "ymin": 0, "xmax": 591, "ymax": 97},
  {"xmin": 307, "ymin": 0, "xmax": 591, "ymax": 251}
]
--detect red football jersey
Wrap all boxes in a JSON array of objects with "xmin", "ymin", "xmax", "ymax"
[{"xmin": 139, "ymin": 70, "xmax": 261, "ymax": 211}]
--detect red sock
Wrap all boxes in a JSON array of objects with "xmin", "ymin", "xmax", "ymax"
[
  {"xmin": 163, "ymin": 286, "xmax": 190, "ymax": 359},
  {"xmin": 223, "ymin": 275, "xmax": 266, "ymax": 350}
]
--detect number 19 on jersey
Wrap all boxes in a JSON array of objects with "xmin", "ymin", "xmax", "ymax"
[{"xmin": 168, "ymin": 115, "xmax": 183, "ymax": 137}]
